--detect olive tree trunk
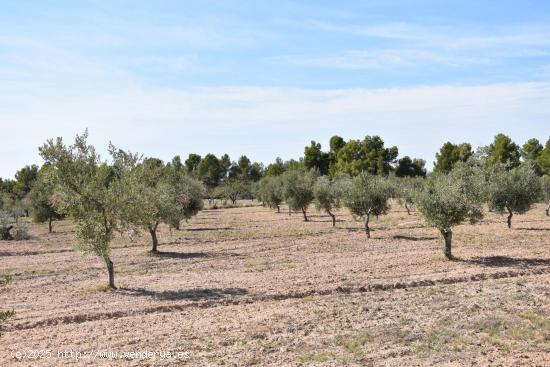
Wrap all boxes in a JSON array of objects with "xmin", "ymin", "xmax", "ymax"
[
  {"xmin": 105, "ymin": 257, "xmax": 116, "ymax": 289},
  {"xmin": 506, "ymin": 206, "xmax": 513, "ymax": 229},
  {"xmin": 441, "ymin": 229, "xmax": 453, "ymax": 259},
  {"xmin": 48, "ymin": 216, "xmax": 53, "ymax": 233},
  {"xmin": 328, "ymin": 210, "xmax": 336, "ymax": 227},
  {"xmin": 546, "ymin": 200, "xmax": 550, "ymax": 217},
  {"xmin": 302, "ymin": 208, "xmax": 308, "ymax": 222},
  {"xmin": 364, "ymin": 211, "xmax": 371, "ymax": 238},
  {"xmin": 149, "ymin": 221, "xmax": 160, "ymax": 253},
  {"xmin": 405, "ymin": 202, "xmax": 411, "ymax": 215},
  {"xmin": 276, "ymin": 205, "xmax": 280, "ymax": 213}
]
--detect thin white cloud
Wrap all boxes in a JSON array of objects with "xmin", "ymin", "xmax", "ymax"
[
  {"xmin": 1, "ymin": 82, "xmax": 549, "ymax": 177},
  {"xmin": 282, "ymin": 21, "xmax": 550, "ymax": 70},
  {"xmin": 273, "ymin": 49, "xmax": 492, "ymax": 70}
]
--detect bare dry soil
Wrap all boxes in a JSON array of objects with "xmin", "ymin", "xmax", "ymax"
[{"xmin": 1, "ymin": 202, "xmax": 549, "ymax": 366}]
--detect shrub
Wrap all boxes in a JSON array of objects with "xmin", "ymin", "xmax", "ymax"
[
  {"xmin": 0, "ymin": 275, "xmax": 15, "ymax": 336},
  {"xmin": 13, "ymin": 219, "xmax": 30, "ymax": 241},
  {"xmin": 0, "ymin": 210, "xmax": 13, "ymax": 240}
]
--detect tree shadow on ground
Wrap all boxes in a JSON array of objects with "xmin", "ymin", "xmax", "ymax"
[
  {"xmin": 345, "ymin": 227, "xmax": 370, "ymax": 233},
  {"xmin": 392, "ymin": 235, "xmax": 438, "ymax": 241},
  {"xmin": 119, "ymin": 287, "xmax": 248, "ymax": 301},
  {"xmin": 149, "ymin": 251, "xmax": 241, "ymax": 259},
  {"xmin": 307, "ymin": 218, "xmax": 345, "ymax": 223},
  {"xmin": 467, "ymin": 256, "xmax": 550, "ymax": 268},
  {"xmin": 514, "ymin": 227, "xmax": 550, "ymax": 231},
  {"xmin": 185, "ymin": 227, "xmax": 235, "ymax": 232}
]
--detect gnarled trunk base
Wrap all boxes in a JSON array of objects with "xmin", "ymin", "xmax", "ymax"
[
  {"xmin": 149, "ymin": 222, "xmax": 160, "ymax": 253},
  {"xmin": 328, "ymin": 211, "xmax": 336, "ymax": 227},
  {"xmin": 150, "ymin": 228, "xmax": 159, "ymax": 253},
  {"xmin": 441, "ymin": 229, "xmax": 453, "ymax": 259},
  {"xmin": 507, "ymin": 206, "xmax": 513, "ymax": 229},
  {"xmin": 365, "ymin": 213, "xmax": 371, "ymax": 238},
  {"xmin": 105, "ymin": 257, "xmax": 116, "ymax": 289}
]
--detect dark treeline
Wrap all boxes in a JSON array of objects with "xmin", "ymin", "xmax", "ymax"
[{"xmin": 2, "ymin": 133, "xmax": 550, "ymax": 210}]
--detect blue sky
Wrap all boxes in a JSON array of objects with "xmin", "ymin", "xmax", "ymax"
[{"xmin": 1, "ymin": 0, "xmax": 550, "ymax": 178}]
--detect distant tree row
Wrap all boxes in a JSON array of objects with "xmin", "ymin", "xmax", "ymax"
[
  {"xmin": 260, "ymin": 133, "xmax": 550, "ymax": 180},
  {"xmin": 183, "ymin": 153, "xmax": 264, "ymax": 188},
  {"xmin": 433, "ymin": 134, "xmax": 550, "ymax": 175},
  {"xmin": 3, "ymin": 133, "xmax": 548, "ymax": 221},
  {"xmin": 289, "ymin": 135, "xmax": 425, "ymax": 178},
  {"xmin": 257, "ymin": 157, "xmax": 547, "ymax": 259},
  {"xmin": 2, "ymin": 132, "xmax": 550, "ymax": 246}
]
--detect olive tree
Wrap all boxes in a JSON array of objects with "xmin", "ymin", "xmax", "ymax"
[
  {"xmin": 395, "ymin": 176, "xmax": 424, "ymax": 215},
  {"xmin": 486, "ymin": 163, "xmax": 542, "ymax": 228},
  {"xmin": 39, "ymin": 132, "xmax": 136, "ymax": 289},
  {"xmin": 157, "ymin": 167, "xmax": 205, "ymax": 232},
  {"xmin": 313, "ymin": 176, "xmax": 345, "ymax": 226},
  {"xmin": 258, "ymin": 176, "xmax": 284, "ymax": 212},
  {"xmin": 415, "ymin": 162, "xmax": 485, "ymax": 259},
  {"xmin": 282, "ymin": 169, "xmax": 318, "ymax": 221},
  {"xmin": 343, "ymin": 173, "xmax": 391, "ymax": 238},
  {"xmin": 29, "ymin": 165, "xmax": 63, "ymax": 233},
  {"xmin": 220, "ymin": 178, "xmax": 249, "ymax": 205},
  {"xmin": 120, "ymin": 159, "xmax": 205, "ymax": 253}
]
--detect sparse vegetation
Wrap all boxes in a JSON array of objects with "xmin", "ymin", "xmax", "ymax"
[{"xmin": 0, "ymin": 275, "xmax": 14, "ymax": 336}]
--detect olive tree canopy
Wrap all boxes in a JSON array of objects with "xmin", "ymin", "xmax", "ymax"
[
  {"xmin": 415, "ymin": 162, "xmax": 485, "ymax": 259},
  {"xmin": 486, "ymin": 163, "xmax": 542, "ymax": 228},
  {"xmin": 343, "ymin": 173, "xmax": 391, "ymax": 238},
  {"xmin": 282, "ymin": 169, "xmax": 318, "ymax": 221},
  {"xmin": 118, "ymin": 158, "xmax": 205, "ymax": 253},
  {"xmin": 313, "ymin": 175, "xmax": 345, "ymax": 227},
  {"xmin": 39, "ymin": 131, "xmax": 138, "ymax": 289}
]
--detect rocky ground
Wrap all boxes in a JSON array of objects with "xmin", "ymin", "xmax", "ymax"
[{"xmin": 1, "ymin": 202, "xmax": 549, "ymax": 366}]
